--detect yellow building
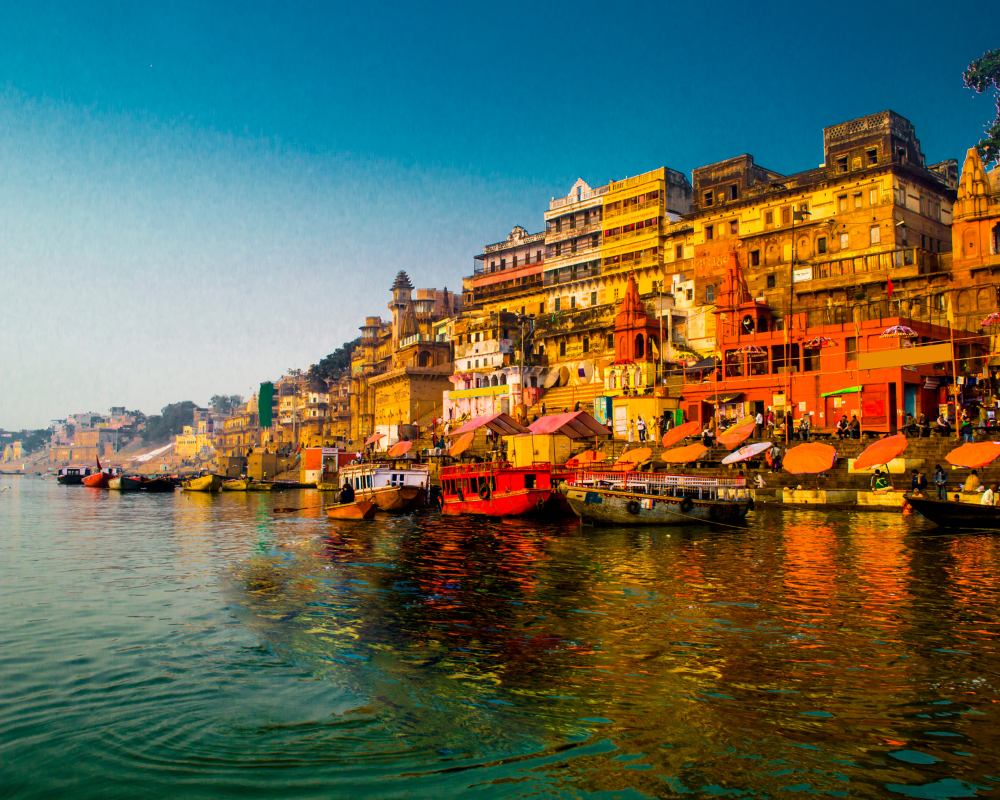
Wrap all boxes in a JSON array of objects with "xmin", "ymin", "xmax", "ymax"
[{"xmin": 465, "ymin": 226, "xmax": 547, "ymax": 316}]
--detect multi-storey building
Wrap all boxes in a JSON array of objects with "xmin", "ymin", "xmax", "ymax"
[
  {"xmin": 465, "ymin": 226, "xmax": 546, "ymax": 314},
  {"xmin": 950, "ymin": 146, "xmax": 1000, "ymax": 326},
  {"xmin": 542, "ymin": 179, "xmax": 608, "ymax": 314},
  {"xmin": 350, "ymin": 316, "xmax": 392, "ymax": 442}
]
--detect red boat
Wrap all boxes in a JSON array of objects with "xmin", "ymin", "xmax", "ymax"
[
  {"xmin": 82, "ymin": 456, "xmax": 120, "ymax": 489},
  {"xmin": 439, "ymin": 460, "xmax": 573, "ymax": 516}
]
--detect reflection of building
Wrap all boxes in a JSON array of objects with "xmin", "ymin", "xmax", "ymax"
[
  {"xmin": 680, "ymin": 254, "xmax": 988, "ymax": 433},
  {"xmin": 366, "ymin": 271, "xmax": 461, "ymax": 431}
]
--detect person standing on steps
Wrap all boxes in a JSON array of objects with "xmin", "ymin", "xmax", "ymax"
[
  {"xmin": 754, "ymin": 409, "xmax": 763, "ymax": 440},
  {"xmin": 627, "ymin": 418, "xmax": 634, "ymax": 444},
  {"xmin": 933, "ymin": 465, "xmax": 947, "ymax": 500},
  {"xmin": 636, "ymin": 415, "xmax": 647, "ymax": 443}
]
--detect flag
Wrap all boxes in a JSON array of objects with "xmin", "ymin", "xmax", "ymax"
[{"xmin": 886, "ymin": 278, "xmax": 894, "ymax": 299}]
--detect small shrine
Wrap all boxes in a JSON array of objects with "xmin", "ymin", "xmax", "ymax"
[{"xmin": 606, "ymin": 273, "xmax": 662, "ymax": 394}]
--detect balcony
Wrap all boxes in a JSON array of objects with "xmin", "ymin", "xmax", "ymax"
[
  {"xmin": 603, "ymin": 197, "xmax": 664, "ymax": 221},
  {"xmin": 545, "ymin": 219, "xmax": 602, "ymax": 240},
  {"xmin": 792, "ymin": 247, "xmax": 943, "ymax": 292},
  {"xmin": 603, "ymin": 251, "xmax": 662, "ymax": 274},
  {"xmin": 543, "ymin": 263, "xmax": 602, "ymax": 286},
  {"xmin": 471, "ymin": 276, "xmax": 543, "ymax": 303},
  {"xmin": 473, "ymin": 258, "xmax": 543, "ymax": 277},
  {"xmin": 601, "ymin": 223, "xmax": 662, "ymax": 247}
]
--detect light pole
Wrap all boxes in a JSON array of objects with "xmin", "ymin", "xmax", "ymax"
[{"xmin": 786, "ymin": 207, "xmax": 811, "ymax": 444}]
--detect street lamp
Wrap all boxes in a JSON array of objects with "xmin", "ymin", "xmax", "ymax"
[{"xmin": 786, "ymin": 207, "xmax": 812, "ymax": 444}]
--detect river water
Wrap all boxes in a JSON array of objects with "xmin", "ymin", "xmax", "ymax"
[{"xmin": 2, "ymin": 477, "xmax": 1000, "ymax": 799}]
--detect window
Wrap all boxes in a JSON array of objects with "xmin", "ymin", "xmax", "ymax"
[
  {"xmin": 554, "ymin": 297, "xmax": 561, "ymax": 313},
  {"xmin": 675, "ymin": 244, "xmax": 683, "ymax": 259},
  {"xmin": 489, "ymin": 260, "xmax": 495, "ymax": 271},
  {"xmin": 536, "ymin": 249, "xmax": 542, "ymax": 262},
  {"xmin": 607, "ymin": 333, "xmax": 614, "ymax": 349},
  {"xmin": 569, "ymin": 215, "xmax": 576, "ymax": 229},
  {"xmin": 570, "ymin": 296, "xmax": 576, "ymax": 309},
  {"xmin": 703, "ymin": 190, "xmax": 713, "ymax": 207},
  {"xmin": 590, "ymin": 290, "xmax": 597, "ymax": 306},
  {"xmin": 817, "ymin": 236, "xmax": 827, "ymax": 254},
  {"xmin": 538, "ymin": 302, "xmax": 544, "ymax": 314},
  {"xmin": 730, "ymin": 220, "xmax": 738, "ymax": 235},
  {"xmin": 555, "ymin": 242, "xmax": 562, "ymax": 256},
  {"xmin": 706, "ymin": 285, "xmax": 715, "ymax": 303},
  {"xmin": 706, "ymin": 224, "xmax": 714, "ymax": 240},
  {"xmin": 582, "ymin": 336, "xmax": 589, "ymax": 353},
  {"xmin": 614, "ymin": 288, "xmax": 620, "ymax": 302},
  {"xmin": 729, "ymin": 184, "xmax": 739, "ymax": 200},
  {"xmin": 838, "ymin": 195, "xmax": 847, "ymax": 213},
  {"xmin": 853, "ymin": 193, "xmax": 862, "ymax": 209},
  {"xmin": 840, "ymin": 232, "xmax": 850, "ymax": 250},
  {"xmin": 766, "ymin": 274, "xmax": 776, "ymax": 288},
  {"xmin": 781, "ymin": 207, "xmax": 791, "ymax": 225},
  {"xmin": 475, "ymin": 332, "xmax": 480, "ymax": 342},
  {"xmin": 751, "ymin": 249, "xmax": 760, "ymax": 266},
  {"xmin": 571, "ymin": 238, "xmax": 577, "ymax": 253},
  {"xmin": 686, "ymin": 288, "xmax": 693, "ymax": 301},
  {"xmin": 765, "ymin": 210, "xmax": 774, "ymax": 225},
  {"xmin": 555, "ymin": 218, "xmax": 561, "ymax": 233},
  {"xmin": 583, "ymin": 210, "xmax": 590, "ymax": 225},
  {"xmin": 512, "ymin": 255, "xmax": 517, "ymax": 268},
  {"xmin": 500, "ymin": 258, "xmax": 506, "ymax": 270},
  {"xmin": 559, "ymin": 340, "xmax": 566, "ymax": 356},
  {"xmin": 846, "ymin": 336, "xmax": 857, "ymax": 363},
  {"xmin": 870, "ymin": 226, "xmax": 880, "ymax": 245},
  {"xmin": 867, "ymin": 148, "xmax": 878, "ymax": 166},
  {"xmin": 837, "ymin": 155, "xmax": 848, "ymax": 173},
  {"xmin": 870, "ymin": 188, "xmax": 878, "ymax": 206}
]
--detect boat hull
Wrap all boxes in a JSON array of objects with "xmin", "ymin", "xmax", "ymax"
[
  {"xmin": 182, "ymin": 475, "xmax": 222, "ymax": 493},
  {"xmin": 370, "ymin": 484, "xmax": 426, "ymax": 512},
  {"xmin": 905, "ymin": 495, "xmax": 1000, "ymax": 529},
  {"xmin": 57, "ymin": 474, "xmax": 86, "ymax": 485},
  {"xmin": 120, "ymin": 476, "xmax": 145, "ymax": 491},
  {"xmin": 143, "ymin": 478, "xmax": 175, "ymax": 493},
  {"xmin": 246, "ymin": 482, "xmax": 274, "ymax": 492},
  {"xmin": 108, "ymin": 477, "xmax": 122, "ymax": 490},
  {"xmin": 326, "ymin": 500, "xmax": 377, "ymax": 520},
  {"xmin": 441, "ymin": 488, "xmax": 556, "ymax": 517},
  {"xmin": 563, "ymin": 485, "xmax": 750, "ymax": 527},
  {"xmin": 82, "ymin": 472, "xmax": 110, "ymax": 489},
  {"xmin": 222, "ymin": 479, "xmax": 248, "ymax": 491}
]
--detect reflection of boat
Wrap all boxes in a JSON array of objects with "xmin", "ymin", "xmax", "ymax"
[
  {"xmin": 563, "ymin": 471, "xmax": 752, "ymax": 526},
  {"xmin": 325, "ymin": 500, "xmax": 377, "ymax": 520},
  {"xmin": 222, "ymin": 479, "xmax": 248, "ymax": 491},
  {"xmin": 340, "ymin": 462, "xmax": 430, "ymax": 512},
  {"xmin": 439, "ymin": 461, "xmax": 573, "ymax": 517},
  {"xmin": 905, "ymin": 495, "xmax": 1000, "ymax": 530},
  {"xmin": 182, "ymin": 474, "xmax": 222, "ymax": 493}
]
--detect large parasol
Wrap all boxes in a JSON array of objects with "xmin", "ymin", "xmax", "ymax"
[
  {"xmin": 735, "ymin": 344, "xmax": 767, "ymax": 356},
  {"xmin": 981, "ymin": 311, "xmax": 1000, "ymax": 328},
  {"xmin": 945, "ymin": 441, "xmax": 1000, "ymax": 469},
  {"xmin": 660, "ymin": 443, "xmax": 709, "ymax": 464},
  {"xmin": 661, "ymin": 420, "xmax": 701, "ymax": 448},
  {"xmin": 721, "ymin": 441, "xmax": 772, "ymax": 465},
  {"xmin": 387, "ymin": 440, "xmax": 412, "ymax": 458},
  {"xmin": 449, "ymin": 431, "xmax": 475, "ymax": 458},
  {"xmin": 783, "ymin": 442, "xmax": 838, "ymax": 474},
  {"xmin": 880, "ymin": 325, "xmax": 918, "ymax": 339},
  {"xmin": 364, "ymin": 432, "xmax": 385, "ymax": 446},
  {"xmin": 804, "ymin": 336, "xmax": 836, "ymax": 349},
  {"xmin": 717, "ymin": 417, "xmax": 756, "ymax": 449},
  {"xmin": 853, "ymin": 434, "xmax": 908, "ymax": 470},
  {"xmin": 614, "ymin": 447, "xmax": 652, "ymax": 468},
  {"xmin": 565, "ymin": 450, "xmax": 607, "ymax": 469}
]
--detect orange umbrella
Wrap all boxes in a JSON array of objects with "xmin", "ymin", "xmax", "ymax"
[
  {"xmin": 718, "ymin": 417, "xmax": 756, "ymax": 449},
  {"xmin": 615, "ymin": 447, "xmax": 652, "ymax": 466},
  {"xmin": 387, "ymin": 440, "xmax": 412, "ymax": 458},
  {"xmin": 364, "ymin": 432, "xmax": 385, "ymax": 446},
  {"xmin": 853, "ymin": 434, "xmax": 908, "ymax": 470},
  {"xmin": 945, "ymin": 441, "xmax": 1000, "ymax": 469},
  {"xmin": 783, "ymin": 443, "xmax": 838, "ymax": 474},
  {"xmin": 661, "ymin": 420, "xmax": 700, "ymax": 448},
  {"xmin": 449, "ymin": 431, "xmax": 475, "ymax": 458},
  {"xmin": 660, "ymin": 443, "xmax": 709, "ymax": 464},
  {"xmin": 565, "ymin": 450, "xmax": 607, "ymax": 468}
]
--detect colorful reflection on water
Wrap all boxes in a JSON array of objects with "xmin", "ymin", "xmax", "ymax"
[{"xmin": 2, "ymin": 478, "xmax": 1000, "ymax": 798}]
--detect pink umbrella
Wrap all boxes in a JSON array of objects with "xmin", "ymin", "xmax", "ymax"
[
  {"xmin": 980, "ymin": 311, "xmax": 1000, "ymax": 328},
  {"xmin": 804, "ymin": 336, "xmax": 836, "ymax": 348},
  {"xmin": 880, "ymin": 325, "xmax": 917, "ymax": 339},
  {"xmin": 735, "ymin": 344, "xmax": 766, "ymax": 356}
]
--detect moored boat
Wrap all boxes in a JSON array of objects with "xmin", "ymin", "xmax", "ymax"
[
  {"xmin": 57, "ymin": 467, "xmax": 92, "ymax": 485},
  {"xmin": 222, "ymin": 479, "xmax": 248, "ymax": 491},
  {"xmin": 120, "ymin": 476, "xmax": 145, "ymax": 491},
  {"xmin": 563, "ymin": 470, "xmax": 752, "ymax": 526},
  {"xmin": 143, "ymin": 477, "xmax": 175, "ymax": 493},
  {"xmin": 181, "ymin": 474, "xmax": 222, "ymax": 493},
  {"xmin": 339, "ymin": 462, "xmax": 430, "ymax": 512},
  {"xmin": 246, "ymin": 480, "xmax": 274, "ymax": 492},
  {"xmin": 439, "ymin": 461, "xmax": 574, "ymax": 517},
  {"xmin": 325, "ymin": 500, "xmax": 377, "ymax": 520},
  {"xmin": 108, "ymin": 477, "xmax": 122, "ymax": 490},
  {"xmin": 904, "ymin": 494, "xmax": 1000, "ymax": 530}
]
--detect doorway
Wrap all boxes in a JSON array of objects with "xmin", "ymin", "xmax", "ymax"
[{"xmin": 888, "ymin": 383, "xmax": 898, "ymax": 434}]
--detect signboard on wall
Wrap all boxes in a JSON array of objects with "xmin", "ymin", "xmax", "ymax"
[
  {"xmin": 858, "ymin": 342, "xmax": 952, "ymax": 370},
  {"xmin": 792, "ymin": 267, "xmax": 813, "ymax": 283},
  {"xmin": 614, "ymin": 405, "xmax": 628, "ymax": 437}
]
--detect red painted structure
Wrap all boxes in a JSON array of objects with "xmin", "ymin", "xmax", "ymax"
[
  {"xmin": 439, "ymin": 461, "xmax": 573, "ymax": 517},
  {"xmin": 681, "ymin": 252, "xmax": 988, "ymax": 434}
]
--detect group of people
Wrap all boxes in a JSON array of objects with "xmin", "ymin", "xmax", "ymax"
[
  {"xmin": 903, "ymin": 465, "xmax": 999, "ymax": 506},
  {"xmin": 834, "ymin": 415, "xmax": 863, "ymax": 440}
]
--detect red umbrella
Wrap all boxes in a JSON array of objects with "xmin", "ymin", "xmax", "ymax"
[
  {"xmin": 364, "ymin": 432, "xmax": 385, "ymax": 446},
  {"xmin": 387, "ymin": 440, "xmax": 412, "ymax": 458},
  {"xmin": 718, "ymin": 417, "xmax": 756, "ymax": 449},
  {"xmin": 661, "ymin": 420, "xmax": 701, "ymax": 448},
  {"xmin": 945, "ymin": 442, "xmax": 1000, "ymax": 469},
  {"xmin": 660, "ymin": 444, "xmax": 709, "ymax": 464},
  {"xmin": 853, "ymin": 434, "xmax": 909, "ymax": 470},
  {"xmin": 783, "ymin": 443, "xmax": 837, "ymax": 474},
  {"xmin": 449, "ymin": 431, "xmax": 475, "ymax": 458}
]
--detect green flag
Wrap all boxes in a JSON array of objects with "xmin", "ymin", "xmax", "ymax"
[{"xmin": 258, "ymin": 382, "xmax": 273, "ymax": 428}]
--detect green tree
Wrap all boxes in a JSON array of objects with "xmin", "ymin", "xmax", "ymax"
[
  {"xmin": 308, "ymin": 338, "xmax": 361, "ymax": 383},
  {"xmin": 965, "ymin": 47, "xmax": 1000, "ymax": 168},
  {"xmin": 19, "ymin": 428, "xmax": 52, "ymax": 454},
  {"xmin": 143, "ymin": 401, "xmax": 197, "ymax": 444},
  {"xmin": 209, "ymin": 394, "xmax": 245, "ymax": 416}
]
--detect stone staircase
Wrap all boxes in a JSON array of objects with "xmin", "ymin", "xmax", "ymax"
[{"xmin": 526, "ymin": 383, "xmax": 596, "ymax": 418}]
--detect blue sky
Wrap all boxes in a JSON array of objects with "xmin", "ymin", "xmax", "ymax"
[{"xmin": 0, "ymin": 0, "xmax": 995, "ymax": 429}]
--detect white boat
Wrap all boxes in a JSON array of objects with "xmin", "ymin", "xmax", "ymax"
[{"xmin": 339, "ymin": 461, "xmax": 430, "ymax": 512}]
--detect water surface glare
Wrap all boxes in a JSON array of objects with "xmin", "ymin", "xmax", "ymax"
[{"xmin": 3, "ymin": 477, "xmax": 1000, "ymax": 798}]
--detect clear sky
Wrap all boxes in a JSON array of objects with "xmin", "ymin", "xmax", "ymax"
[{"xmin": 0, "ymin": 0, "xmax": 995, "ymax": 429}]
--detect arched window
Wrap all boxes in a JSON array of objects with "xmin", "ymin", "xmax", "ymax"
[
  {"xmin": 993, "ymin": 222, "xmax": 1000, "ymax": 256},
  {"xmin": 500, "ymin": 374, "xmax": 507, "ymax": 385},
  {"xmin": 418, "ymin": 351, "xmax": 430, "ymax": 367},
  {"xmin": 609, "ymin": 372, "xmax": 617, "ymax": 389},
  {"xmin": 634, "ymin": 333, "xmax": 645, "ymax": 359},
  {"xmin": 491, "ymin": 375, "xmax": 498, "ymax": 387},
  {"xmin": 635, "ymin": 367, "xmax": 643, "ymax": 385},
  {"xmin": 475, "ymin": 378, "xmax": 482, "ymax": 389}
]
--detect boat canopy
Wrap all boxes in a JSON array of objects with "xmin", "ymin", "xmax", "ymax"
[
  {"xmin": 528, "ymin": 411, "xmax": 610, "ymax": 439},
  {"xmin": 448, "ymin": 412, "xmax": 530, "ymax": 437}
]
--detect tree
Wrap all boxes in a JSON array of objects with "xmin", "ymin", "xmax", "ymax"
[
  {"xmin": 143, "ymin": 401, "xmax": 197, "ymax": 444},
  {"xmin": 19, "ymin": 428, "xmax": 52, "ymax": 455},
  {"xmin": 308, "ymin": 338, "xmax": 361, "ymax": 383},
  {"xmin": 965, "ymin": 47, "xmax": 1000, "ymax": 168},
  {"xmin": 209, "ymin": 394, "xmax": 245, "ymax": 416}
]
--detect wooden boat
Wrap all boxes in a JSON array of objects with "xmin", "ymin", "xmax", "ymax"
[
  {"xmin": 120, "ymin": 476, "xmax": 145, "ymax": 491},
  {"xmin": 143, "ymin": 477, "xmax": 175, "ymax": 493},
  {"xmin": 246, "ymin": 481, "xmax": 274, "ymax": 492},
  {"xmin": 325, "ymin": 500, "xmax": 377, "ymax": 520},
  {"xmin": 83, "ymin": 469, "xmax": 119, "ymax": 489},
  {"xmin": 562, "ymin": 470, "xmax": 752, "ymax": 527},
  {"xmin": 57, "ymin": 467, "xmax": 92, "ymax": 485},
  {"xmin": 340, "ymin": 462, "xmax": 430, "ymax": 512},
  {"xmin": 439, "ymin": 461, "xmax": 574, "ymax": 517},
  {"xmin": 905, "ymin": 495, "xmax": 1000, "ymax": 530},
  {"xmin": 108, "ymin": 477, "xmax": 122, "ymax": 490},
  {"xmin": 181, "ymin": 474, "xmax": 222, "ymax": 493},
  {"xmin": 222, "ymin": 479, "xmax": 248, "ymax": 491},
  {"xmin": 316, "ymin": 481, "xmax": 340, "ymax": 491}
]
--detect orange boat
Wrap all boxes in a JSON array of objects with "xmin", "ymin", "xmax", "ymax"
[
  {"xmin": 325, "ymin": 500, "xmax": 377, "ymax": 520},
  {"xmin": 82, "ymin": 456, "xmax": 119, "ymax": 488}
]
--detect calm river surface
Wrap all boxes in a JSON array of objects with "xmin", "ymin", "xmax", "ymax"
[{"xmin": 3, "ymin": 477, "xmax": 1000, "ymax": 799}]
